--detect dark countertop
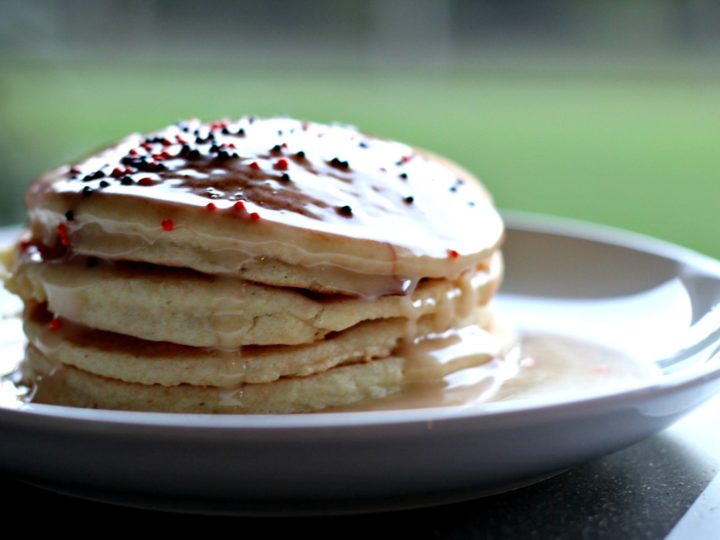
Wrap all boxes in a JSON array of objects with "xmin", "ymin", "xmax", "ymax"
[{"xmin": 3, "ymin": 396, "xmax": 718, "ymax": 539}]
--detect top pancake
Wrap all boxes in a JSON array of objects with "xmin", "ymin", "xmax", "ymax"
[{"xmin": 25, "ymin": 117, "xmax": 503, "ymax": 294}]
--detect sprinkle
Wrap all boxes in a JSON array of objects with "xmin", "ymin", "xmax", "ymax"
[
  {"xmin": 403, "ymin": 196, "xmax": 414, "ymax": 205},
  {"xmin": 279, "ymin": 173, "xmax": 291, "ymax": 182},
  {"xmin": 273, "ymin": 159, "xmax": 289, "ymax": 171},
  {"xmin": 56, "ymin": 223, "xmax": 70, "ymax": 246},
  {"xmin": 237, "ymin": 128, "xmax": 246, "ymax": 136},
  {"xmin": 234, "ymin": 201, "xmax": 246, "ymax": 211},
  {"xmin": 448, "ymin": 249, "xmax": 459, "ymax": 259},
  {"xmin": 129, "ymin": 148, "xmax": 139, "ymax": 156},
  {"xmin": 161, "ymin": 219, "xmax": 174, "ymax": 232},
  {"xmin": 249, "ymin": 212, "xmax": 261, "ymax": 221},
  {"xmin": 206, "ymin": 202, "xmax": 217, "ymax": 211},
  {"xmin": 69, "ymin": 166, "xmax": 81, "ymax": 174},
  {"xmin": 138, "ymin": 177, "xmax": 155, "ymax": 186},
  {"xmin": 249, "ymin": 162, "xmax": 261, "ymax": 170},
  {"xmin": 329, "ymin": 157, "xmax": 350, "ymax": 171},
  {"xmin": 99, "ymin": 180, "xmax": 110, "ymax": 188},
  {"xmin": 120, "ymin": 176, "xmax": 134, "ymax": 186},
  {"xmin": 187, "ymin": 149, "xmax": 202, "ymax": 160},
  {"xmin": 270, "ymin": 144, "xmax": 282, "ymax": 154},
  {"xmin": 110, "ymin": 167, "xmax": 124, "ymax": 178},
  {"xmin": 295, "ymin": 151, "xmax": 306, "ymax": 159},
  {"xmin": 359, "ymin": 142, "xmax": 369, "ymax": 149},
  {"xmin": 83, "ymin": 170, "xmax": 104, "ymax": 182},
  {"xmin": 64, "ymin": 210, "xmax": 75, "ymax": 221},
  {"xmin": 399, "ymin": 173, "xmax": 408, "ymax": 180},
  {"xmin": 49, "ymin": 318, "xmax": 63, "ymax": 332},
  {"xmin": 337, "ymin": 205, "xmax": 353, "ymax": 217},
  {"xmin": 82, "ymin": 186, "xmax": 94, "ymax": 198}
]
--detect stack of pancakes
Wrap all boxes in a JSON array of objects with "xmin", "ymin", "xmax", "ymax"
[{"xmin": 5, "ymin": 117, "xmax": 505, "ymax": 413}]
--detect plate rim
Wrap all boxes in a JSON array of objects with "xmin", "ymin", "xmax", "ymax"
[{"xmin": 2, "ymin": 212, "xmax": 720, "ymax": 431}]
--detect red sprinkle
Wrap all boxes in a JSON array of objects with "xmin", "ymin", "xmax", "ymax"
[
  {"xmin": 206, "ymin": 202, "xmax": 217, "ymax": 211},
  {"xmin": 138, "ymin": 177, "xmax": 155, "ymax": 186},
  {"xmin": 110, "ymin": 167, "xmax": 124, "ymax": 178},
  {"xmin": 273, "ymin": 159, "xmax": 289, "ymax": 171},
  {"xmin": 448, "ymin": 249, "xmax": 459, "ymax": 259},
  {"xmin": 249, "ymin": 162, "xmax": 260, "ymax": 171},
  {"xmin": 141, "ymin": 143, "xmax": 153, "ymax": 151},
  {"xmin": 129, "ymin": 148, "xmax": 139, "ymax": 156},
  {"xmin": 400, "ymin": 155, "xmax": 413, "ymax": 164},
  {"xmin": 56, "ymin": 223, "xmax": 70, "ymax": 247},
  {"xmin": 233, "ymin": 201, "xmax": 246, "ymax": 211},
  {"xmin": 49, "ymin": 318, "xmax": 63, "ymax": 332},
  {"xmin": 250, "ymin": 212, "xmax": 261, "ymax": 221},
  {"xmin": 161, "ymin": 138, "xmax": 172, "ymax": 146},
  {"xmin": 161, "ymin": 219, "xmax": 174, "ymax": 232}
]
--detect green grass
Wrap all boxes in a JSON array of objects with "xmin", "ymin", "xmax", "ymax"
[{"xmin": 2, "ymin": 61, "xmax": 719, "ymax": 257}]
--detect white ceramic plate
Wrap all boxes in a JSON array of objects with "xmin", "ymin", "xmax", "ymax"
[{"xmin": 1, "ymin": 213, "xmax": 720, "ymax": 515}]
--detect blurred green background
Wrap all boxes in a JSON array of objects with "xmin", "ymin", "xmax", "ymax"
[{"xmin": 1, "ymin": 0, "xmax": 719, "ymax": 257}]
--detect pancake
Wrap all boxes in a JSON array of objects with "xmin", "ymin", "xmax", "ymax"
[
  {"xmin": 25, "ymin": 117, "xmax": 503, "ymax": 293},
  {"xmin": 5, "ymin": 116, "xmax": 508, "ymax": 413},
  {"xmin": 24, "ymin": 303, "xmax": 494, "ymax": 387},
  {"xmin": 23, "ymin": 344, "xmax": 406, "ymax": 414},
  {"xmin": 8, "ymin": 251, "xmax": 501, "ymax": 347}
]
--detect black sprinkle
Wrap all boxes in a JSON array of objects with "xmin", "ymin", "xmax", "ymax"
[
  {"xmin": 64, "ymin": 210, "xmax": 75, "ymax": 221},
  {"xmin": 359, "ymin": 142, "xmax": 369, "ymax": 149},
  {"xmin": 337, "ymin": 205, "xmax": 353, "ymax": 217},
  {"xmin": 280, "ymin": 173, "xmax": 291, "ymax": 182},
  {"xmin": 221, "ymin": 127, "xmax": 230, "ymax": 135},
  {"xmin": 216, "ymin": 150, "xmax": 234, "ymax": 161},
  {"xmin": 209, "ymin": 144, "xmax": 220, "ymax": 153},
  {"xmin": 295, "ymin": 151, "xmax": 306, "ymax": 159},
  {"xmin": 120, "ymin": 176, "xmax": 134, "ymax": 186},
  {"xmin": 99, "ymin": 180, "xmax": 110, "ymax": 188},
  {"xmin": 85, "ymin": 257, "xmax": 99, "ymax": 268},
  {"xmin": 179, "ymin": 144, "xmax": 191, "ymax": 157},
  {"xmin": 399, "ymin": 173, "xmax": 408, "ymax": 180},
  {"xmin": 237, "ymin": 128, "xmax": 246, "ymax": 136},
  {"xmin": 277, "ymin": 130, "xmax": 283, "ymax": 136},
  {"xmin": 403, "ymin": 196, "xmax": 414, "ymax": 205},
  {"xmin": 329, "ymin": 157, "xmax": 350, "ymax": 171},
  {"xmin": 82, "ymin": 170, "xmax": 104, "ymax": 182},
  {"xmin": 270, "ymin": 144, "xmax": 282, "ymax": 154},
  {"xmin": 187, "ymin": 149, "xmax": 202, "ymax": 160},
  {"xmin": 450, "ymin": 186, "xmax": 458, "ymax": 193},
  {"xmin": 468, "ymin": 201, "xmax": 476, "ymax": 207},
  {"xmin": 82, "ymin": 186, "xmax": 94, "ymax": 198},
  {"xmin": 248, "ymin": 116, "xmax": 256, "ymax": 124}
]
